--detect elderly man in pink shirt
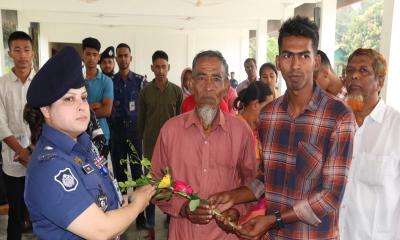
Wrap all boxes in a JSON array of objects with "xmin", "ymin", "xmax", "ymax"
[{"xmin": 151, "ymin": 50, "xmax": 256, "ymax": 240}]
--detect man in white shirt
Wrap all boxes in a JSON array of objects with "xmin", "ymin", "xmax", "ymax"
[
  {"xmin": 236, "ymin": 58, "xmax": 257, "ymax": 94},
  {"xmin": 0, "ymin": 31, "xmax": 34, "ymax": 240},
  {"xmin": 339, "ymin": 48, "xmax": 400, "ymax": 239}
]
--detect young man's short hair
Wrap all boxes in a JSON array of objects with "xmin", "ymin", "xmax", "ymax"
[
  {"xmin": 8, "ymin": 31, "xmax": 33, "ymax": 48},
  {"xmin": 278, "ymin": 15, "xmax": 319, "ymax": 53},
  {"xmin": 152, "ymin": 50, "xmax": 168, "ymax": 63},
  {"xmin": 244, "ymin": 58, "xmax": 256, "ymax": 66},
  {"xmin": 82, "ymin": 37, "xmax": 101, "ymax": 52},
  {"xmin": 116, "ymin": 43, "xmax": 131, "ymax": 53},
  {"xmin": 318, "ymin": 50, "xmax": 333, "ymax": 70}
]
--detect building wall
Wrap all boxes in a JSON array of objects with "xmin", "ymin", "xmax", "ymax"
[{"xmin": 18, "ymin": 18, "xmax": 249, "ymax": 86}]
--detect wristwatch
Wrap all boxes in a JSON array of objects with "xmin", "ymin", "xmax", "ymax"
[{"xmin": 274, "ymin": 210, "xmax": 285, "ymax": 230}]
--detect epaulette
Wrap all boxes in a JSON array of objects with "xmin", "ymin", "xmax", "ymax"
[
  {"xmin": 133, "ymin": 73, "xmax": 144, "ymax": 80},
  {"xmin": 38, "ymin": 145, "xmax": 57, "ymax": 161}
]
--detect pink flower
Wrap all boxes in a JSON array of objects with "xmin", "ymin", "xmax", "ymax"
[{"xmin": 173, "ymin": 180, "xmax": 193, "ymax": 195}]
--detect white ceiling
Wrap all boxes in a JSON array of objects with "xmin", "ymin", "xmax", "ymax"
[{"xmin": 0, "ymin": 0, "xmax": 315, "ymax": 29}]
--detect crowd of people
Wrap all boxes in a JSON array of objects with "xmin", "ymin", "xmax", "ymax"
[{"xmin": 0, "ymin": 15, "xmax": 399, "ymax": 240}]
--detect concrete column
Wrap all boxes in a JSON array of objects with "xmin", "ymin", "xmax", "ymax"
[
  {"xmin": 380, "ymin": 0, "xmax": 400, "ymax": 111},
  {"xmin": 17, "ymin": 10, "xmax": 30, "ymax": 33},
  {"xmin": 318, "ymin": 0, "xmax": 337, "ymax": 62},
  {"xmin": 186, "ymin": 30, "xmax": 195, "ymax": 68},
  {"xmin": 256, "ymin": 19, "xmax": 267, "ymax": 69},
  {"xmin": 239, "ymin": 29, "xmax": 249, "ymax": 81},
  {"xmin": 0, "ymin": 10, "xmax": 4, "ymax": 75}
]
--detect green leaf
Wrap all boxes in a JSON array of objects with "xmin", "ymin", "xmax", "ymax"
[
  {"xmin": 141, "ymin": 159, "xmax": 152, "ymax": 169},
  {"xmin": 188, "ymin": 199, "xmax": 201, "ymax": 212},
  {"xmin": 189, "ymin": 194, "xmax": 200, "ymax": 201},
  {"xmin": 154, "ymin": 191, "xmax": 173, "ymax": 200},
  {"xmin": 135, "ymin": 177, "xmax": 151, "ymax": 186}
]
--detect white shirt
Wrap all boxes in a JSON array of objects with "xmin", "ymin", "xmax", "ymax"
[
  {"xmin": 0, "ymin": 70, "xmax": 34, "ymax": 177},
  {"xmin": 339, "ymin": 99, "xmax": 400, "ymax": 240},
  {"xmin": 236, "ymin": 79, "xmax": 252, "ymax": 94}
]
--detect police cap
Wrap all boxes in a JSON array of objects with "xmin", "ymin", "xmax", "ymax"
[
  {"xmin": 100, "ymin": 46, "xmax": 115, "ymax": 62},
  {"xmin": 27, "ymin": 46, "xmax": 85, "ymax": 108}
]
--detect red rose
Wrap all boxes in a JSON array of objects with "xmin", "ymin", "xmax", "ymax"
[{"xmin": 173, "ymin": 180, "xmax": 193, "ymax": 195}]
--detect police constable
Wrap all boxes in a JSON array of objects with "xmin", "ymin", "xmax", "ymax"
[
  {"xmin": 100, "ymin": 46, "xmax": 115, "ymax": 78},
  {"xmin": 111, "ymin": 43, "xmax": 149, "ymax": 231},
  {"xmin": 23, "ymin": 46, "xmax": 155, "ymax": 239}
]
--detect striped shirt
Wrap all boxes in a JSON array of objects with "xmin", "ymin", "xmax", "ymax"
[{"xmin": 248, "ymin": 85, "xmax": 355, "ymax": 239}]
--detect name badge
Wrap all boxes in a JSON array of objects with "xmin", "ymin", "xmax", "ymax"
[
  {"xmin": 82, "ymin": 164, "xmax": 94, "ymax": 175},
  {"xmin": 129, "ymin": 101, "xmax": 135, "ymax": 112}
]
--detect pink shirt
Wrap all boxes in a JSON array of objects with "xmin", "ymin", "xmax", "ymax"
[{"xmin": 152, "ymin": 110, "xmax": 256, "ymax": 240}]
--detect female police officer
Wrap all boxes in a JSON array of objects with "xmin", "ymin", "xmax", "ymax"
[{"xmin": 23, "ymin": 46, "xmax": 155, "ymax": 239}]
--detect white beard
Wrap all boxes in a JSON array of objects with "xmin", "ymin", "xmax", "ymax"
[{"xmin": 196, "ymin": 105, "xmax": 218, "ymax": 129}]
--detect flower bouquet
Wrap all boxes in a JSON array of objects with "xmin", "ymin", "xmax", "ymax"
[{"xmin": 118, "ymin": 142, "xmax": 237, "ymax": 228}]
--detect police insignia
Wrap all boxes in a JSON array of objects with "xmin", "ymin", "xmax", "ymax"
[
  {"xmin": 74, "ymin": 156, "xmax": 83, "ymax": 166},
  {"xmin": 54, "ymin": 168, "xmax": 78, "ymax": 192},
  {"xmin": 39, "ymin": 153, "xmax": 56, "ymax": 161},
  {"xmin": 108, "ymin": 49, "xmax": 113, "ymax": 56},
  {"xmin": 44, "ymin": 146, "xmax": 54, "ymax": 150}
]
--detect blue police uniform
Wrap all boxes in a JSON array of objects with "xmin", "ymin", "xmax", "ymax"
[
  {"xmin": 110, "ymin": 71, "xmax": 148, "ymax": 229},
  {"xmin": 24, "ymin": 46, "xmax": 123, "ymax": 239},
  {"xmin": 25, "ymin": 125, "xmax": 120, "ymax": 239},
  {"xmin": 110, "ymin": 71, "xmax": 144, "ymax": 184}
]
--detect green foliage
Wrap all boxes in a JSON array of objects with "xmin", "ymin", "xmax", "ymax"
[
  {"xmin": 335, "ymin": 0, "xmax": 383, "ymax": 59},
  {"xmin": 267, "ymin": 37, "xmax": 278, "ymax": 64},
  {"xmin": 118, "ymin": 140, "xmax": 152, "ymax": 192},
  {"xmin": 154, "ymin": 191, "xmax": 173, "ymax": 201}
]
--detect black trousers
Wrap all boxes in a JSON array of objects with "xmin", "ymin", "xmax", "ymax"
[
  {"xmin": 0, "ymin": 167, "xmax": 7, "ymax": 205},
  {"xmin": 3, "ymin": 173, "xmax": 26, "ymax": 240}
]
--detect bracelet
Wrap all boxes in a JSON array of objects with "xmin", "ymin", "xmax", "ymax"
[{"xmin": 274, "ymin": 210, "xmax": 285, "ymax": 230}]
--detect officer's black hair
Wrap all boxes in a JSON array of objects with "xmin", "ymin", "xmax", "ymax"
[
  {"xmin": 116, "ymin": 43, "xmax": 131, "ymax": 53},
  {"xmin": 244, "ymin": 58, "xmax": 256, "ymax": 67},
  {"xmin": 192, "ymin": 50, "xmax": 229, "ymax": 80},
  {"xmin": 233, "ymin": 81, "xmax": 273, "ymax": 111},
  {"xmin": 23, "ymin": 104, "xmax": 44, "ymax": 145},
  {"xmin": 152, "ymin": 50, "xmax": 168, "ymax": 63},
  {"xmin": 278, "ymin": 15, "xmax": 319, "ymax": 54},
  {"xmin": 8, "ymin": 31, "xmax": 32, "ymax": 49},
  {"xmin": 82, "ymin": 37, "xmax": 101, "ymax": 52},
  {"xmin": 259, "ymin": 62, "xmax": 278, "ymax": 78}
]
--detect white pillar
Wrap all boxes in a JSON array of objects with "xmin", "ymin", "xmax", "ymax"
[
  {"xmin": 319, "ymin": 0, "xmax": 337, "ymax": 62},
  {"xmin": 380, "ymin": 0, "xmax": 400, "ymax": 111},
  {"xmin": 278, "ymin": 4, "xmax": 296, "ymax": 95},
  {"xmin": 239, "ymin": 29, "xmax": 249, "ymax": 81},
  {"xmin": 17, "ymin": 10, "xmax": 30, "ymax": 33},
  {"xmin": 256, "ymin": 19, "xmax": 267, "ymax": 69},
  {"xmin": 0, "ymin": 10, "xmax": 4, "ymax": 75}
]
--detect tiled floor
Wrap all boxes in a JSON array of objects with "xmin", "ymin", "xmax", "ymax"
[{"xmin": 0, "ymin": 207, "xmax": 168, "ymax": 240}]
